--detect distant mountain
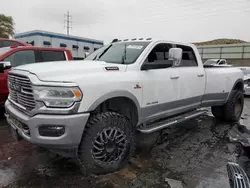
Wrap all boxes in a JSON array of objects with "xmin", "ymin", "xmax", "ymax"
[{"xmin": 193, "ymin": 38, "xmax": 248, "ymax": 46}]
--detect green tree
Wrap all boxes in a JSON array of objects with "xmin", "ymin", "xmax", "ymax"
[{"xmin": 0, "ymin": 14, "xmax": 14, "ymax": 38}]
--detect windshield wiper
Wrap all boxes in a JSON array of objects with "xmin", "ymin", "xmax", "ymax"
[{"xmin": 121, "ymin": 44, "xmax": 127, "ymax": 64}]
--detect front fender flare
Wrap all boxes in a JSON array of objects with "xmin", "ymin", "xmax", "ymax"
[{"xmin": 86, "ymin": 90, "xmax": 141, "ymax": 120}]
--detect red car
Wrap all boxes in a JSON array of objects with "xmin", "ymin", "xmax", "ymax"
[
  {"xmin": 0, "ymin": 38, "xmax": 30, "ymax": 47},
  {"xmin": 0, "ymin": 46, "xmax": 73, "ymax": 108}
]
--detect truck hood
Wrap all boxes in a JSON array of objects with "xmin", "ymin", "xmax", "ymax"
[{"xmin": 13, "ymin": 60, "xmax": 127, "ymax": 82}]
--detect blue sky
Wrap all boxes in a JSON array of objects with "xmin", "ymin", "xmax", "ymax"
[{"xmin": 1, "ymin": 0, "xmax": 250, "ymax": 43}]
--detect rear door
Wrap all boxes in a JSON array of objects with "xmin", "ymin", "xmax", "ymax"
[
  {"xmin": 39, "ymin": 50, "xmax": 66, "ymax": 62},
  {"xmin": 174, "ymin": 44, "xmax": 205, "ymax": 110}
]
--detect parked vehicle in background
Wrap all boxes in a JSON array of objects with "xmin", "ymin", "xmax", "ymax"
[
  {"xmin": 0, "ymin": 46, "xmax": 73, "ymax": 109},
  {"xmin": 204, "ymin": 59, "xmax": 232, "ymax": 67},
  {"xmin": 0, "ymin": 38, "xmax": 30, "ymax": 48},
  {"xmin": 4, "ymin": 39, "xmax": 244, "ymax": 174},
  {"xmin": 237, "ymin": 67, "xmax": 250, "ymax": 95},
  {"xmin": 238, "ymin": 67, "xmax": 250, "ymax": 76}
]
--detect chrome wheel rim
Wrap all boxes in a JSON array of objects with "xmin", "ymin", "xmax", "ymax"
[{"xmin": 92, "ymin": 127, "xmax": 127, "ymax": 165}]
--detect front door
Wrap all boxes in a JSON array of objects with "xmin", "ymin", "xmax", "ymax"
[{"xmin": 140, "ymin": 43, "xmax": 180, "ymax": 122}]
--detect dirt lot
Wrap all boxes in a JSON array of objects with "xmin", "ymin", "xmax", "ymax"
[{"xmin": 0, "ymin": 97, "xmax": 250, "ymax": 188}]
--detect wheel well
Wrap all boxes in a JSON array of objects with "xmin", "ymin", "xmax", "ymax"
[
  {"xmin": 233, "ymin": 81, "xmax": 244, "ymax": 92},
  {"xmin": 93, "ymin": 97, "xmax": 139, "ymax": 126}
]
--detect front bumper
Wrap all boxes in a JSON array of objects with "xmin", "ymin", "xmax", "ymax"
[{"xmin": 5, "ymin": 100, "xmax": 90, "ymax": 157}]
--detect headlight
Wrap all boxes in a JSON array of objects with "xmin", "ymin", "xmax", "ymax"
[{"xmin": 33, "ymin": 86, "xmax": 82, "ymax": 108}]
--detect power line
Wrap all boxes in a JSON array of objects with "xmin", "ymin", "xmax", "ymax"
[{"xmin": 64, "ymin": 11, "xmax": 72, "ymax": 35}]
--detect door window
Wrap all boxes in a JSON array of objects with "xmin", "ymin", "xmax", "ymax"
[
  {"xmin": 146, "ymin": 43, "xmax": 173, "ymax": 67},
  {"xmin": 175, "ymin": 45, "xmax": 198, "ymax": 67},
  {"xmin": 3, "ymin": 50, "xmax": 35, "ymax": 67},
  {"xmin": 41, "ymin": 51, "xmax": 66, "ymax": 62}
]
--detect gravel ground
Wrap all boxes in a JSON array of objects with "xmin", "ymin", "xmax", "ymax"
[{"xmin": 0, "ymin": 97, "xmax": 250, "ymax": 188}]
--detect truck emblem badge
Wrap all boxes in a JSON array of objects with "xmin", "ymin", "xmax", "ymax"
[
  {"xmin": 134, "ymin": 83, "xmax": 142, "ymax": 89},
  {"xmin": 235, "ymin": 173, "xmax": 243, "ymax": 180},
  {"xmin": 8, "ymin": 81, "xmax": 21, "ymax": 92}
]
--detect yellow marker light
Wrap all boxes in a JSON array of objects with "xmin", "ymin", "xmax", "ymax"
[{"xmin": 73, "ymin": 89, "xmax": 82, "ymax": 99}]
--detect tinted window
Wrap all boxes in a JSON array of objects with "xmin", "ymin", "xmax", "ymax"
[
  {"xmin": 1, "ymin": 40, "xmax": 12, "ymax": 48},
  {"xmin": 176, "ymin": 45, "xmax": 197, "ymax": 67},
  {"xmin": 41, "ymin": 51, "xmax": 66, "ymax": 62},
  {"xmin": 146, "ymin": 43, "xmax": 173, "ymax": 67},
  {"xmin": 219, "ymin": 60, "xmax": 226, "ymax": 65},
  {"xmin": 3, "ymin": 50, "xmax": 35, "ymax": 67},
  {"xmin": 11, "ymin": 41, "xmax": 24, "ymax": 46}
]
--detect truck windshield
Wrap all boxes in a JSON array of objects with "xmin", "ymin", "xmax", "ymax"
[
  {"xmin": 0, "ymin": 47, "xmax": 11, "ymax": 56},
  {"xmin": 84, "ymin": 42, "xmax": 150, "ymax": 64}
]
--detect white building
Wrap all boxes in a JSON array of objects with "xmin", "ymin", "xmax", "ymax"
[{"xmin": 14, "ymin": 30, "xmax": 104, "ymax": 59}]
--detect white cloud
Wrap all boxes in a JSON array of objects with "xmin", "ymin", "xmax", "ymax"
[{"xmin": 0, "ymin": 0, "xmax": 249, "ymax": 43}]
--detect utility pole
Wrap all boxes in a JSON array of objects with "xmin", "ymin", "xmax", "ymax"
[{"xmin": 64, "ymin": 11, "xmax": 72, "ymax": 35}]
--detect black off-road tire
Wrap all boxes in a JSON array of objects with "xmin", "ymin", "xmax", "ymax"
[
  {"xmin": 223, "ymin": 90, "xmax": 244, "ymax": 122},
  {"xmin": 78, "ymin": 112, "xmax": 135, "ymax": 174},
  {"xmin": 212, "ymin": 90, "xmax": 244, "ymax": 122}
]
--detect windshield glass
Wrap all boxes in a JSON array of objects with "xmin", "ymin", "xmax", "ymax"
[
  {"xmin": 239, "ymin": 67, "xmax": 250, "ymax": 75},
  {"xmin": 84, "ymin": 42, "xmax": 150, "ymax": 64},
  {"xmin": 0, "ymin": 47, "xmax": 11, "ymax": 56}
]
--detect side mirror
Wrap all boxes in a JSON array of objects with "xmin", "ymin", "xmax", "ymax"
[
  {"xmin": 141, "ymin": 60, "xmax": 173, "ymax": 70},
  {"xmin": 169, "ymin": 48, "xmax": 183, "ymax": 67},
  {"xmin": 0, "ymin": 62, "xmax": 11, "ymax": 73}
]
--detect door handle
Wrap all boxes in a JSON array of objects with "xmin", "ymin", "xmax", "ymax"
[
  {"xmin": 171, "ymin": 76, "xmax": 179, "ymax": 79},
  {"xmin": 198, "ymin": 74, "xmax": 204, "ymax": 77}
]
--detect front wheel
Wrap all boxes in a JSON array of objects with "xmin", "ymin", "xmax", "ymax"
[{"xmin": 78, "ymin": 112, "xmax": 135, "ymax": 174}]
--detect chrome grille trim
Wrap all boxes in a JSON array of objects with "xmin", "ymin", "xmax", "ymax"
[
  {"xmin": 8, "ymin": 73, "xmax": 35, "ymax": 112},
  {"xmin": 227, "ymin": 162, "xmax": 250, "ymax": 188}
]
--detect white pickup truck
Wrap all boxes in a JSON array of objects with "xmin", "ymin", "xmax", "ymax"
[{"xmin": 4, "ymin": 39, "xmax": 244, "ymax": 174}]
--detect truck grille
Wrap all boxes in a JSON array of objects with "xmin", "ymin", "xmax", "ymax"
[
  {"xmin": 227, "ymin": 162, "xmax": 250, "ymax": 188},
  {"xmin": 8, "ymin": 73, "xmax": 35, "ymax": 111}
]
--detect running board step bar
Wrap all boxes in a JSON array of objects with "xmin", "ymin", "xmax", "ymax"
[{"xmin": 137, "ymin": 110, "xmax": 207, "ymax": 134}]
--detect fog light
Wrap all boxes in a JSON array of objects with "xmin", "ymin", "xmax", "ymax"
[{"xmin": 39, "ymin": 125, "xmax": 65, "ymax": 137}]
